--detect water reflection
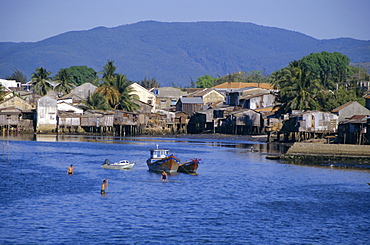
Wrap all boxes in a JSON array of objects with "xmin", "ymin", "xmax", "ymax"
[{"xmin": 0, "ymin": 133, "xmax": 291, "ymax": 155}]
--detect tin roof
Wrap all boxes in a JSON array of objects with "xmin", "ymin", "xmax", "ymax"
[
  {"xmin": 331, "ymin": 101, "xmax": 356, "ymax": 112},
  {"xmin": 179, "ymin": 97, "xmax": 204, "ymax": 104}
]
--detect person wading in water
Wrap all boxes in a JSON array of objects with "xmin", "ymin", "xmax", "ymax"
[
  {"xmin": 101, "ymin": 179, "xmax": 108, "ymax": 195},
  {"xmin": 67, "ymin": 165, "xmax": 74, "ymax": 175},
  {"xmin": 161, "ymin": 171, "xmax": 168, "ymax": 181}
]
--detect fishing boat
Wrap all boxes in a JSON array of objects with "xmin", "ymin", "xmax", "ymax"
[
  {"xmin": 265, "ymin": 154, "xmax": 281, "ymax": 160},
  {"xmin": 146, "ymin": 146, "xmax": 181, "ymax": 173},
  {"xmin": 101, "ymin": 159, "xmax": 135, "ymax": 170},
  {"xmin": 178, "ymin": 158, "xmax": 200, "ymax": 173}
]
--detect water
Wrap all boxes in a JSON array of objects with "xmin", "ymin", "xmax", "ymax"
[{"xmin": 0, "ymin": 135, "xmax": 369, "ymax": 244}]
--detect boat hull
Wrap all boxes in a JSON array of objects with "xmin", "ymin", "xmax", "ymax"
[
  {"xmin": 101, "ymin": 163, "xmax": 135, "ymax": 170},
  {"xmin": 178, "ymin": 159, "xmax": 199, "ymax": 173},
  {"xmin": 147, "ymin": 155, "xmax": 180, "ymax": 173}
]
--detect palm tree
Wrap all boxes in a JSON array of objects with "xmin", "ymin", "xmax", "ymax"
[
  {"xmin": 95, "ymin": 60, "xmax": 120, "ymax": 108},
  {"xmin": 31, "ymin": 67, "xmax": 52, "ymax": 96},
  {"xmin": 54, "ymin": 68, "xmax": 76, "ymax": 96},
  {"xmin": 115, "ymin": 74, "xmax": 139, "ymax": 111},
  {"xmin": 270, "ymin": 61, "xmax": 321, "ymax": 113},
  {"xmin": 85, "ymin": 93, "xmax": 110, "ymax": 110},
  {"xmin": 96, "ymin": 61, "xmax": 139, "ymax": 111},
  {"xmin": 101, "ymin": 60, "xmax": 117, "ymax": 86},
  {"xmin": 95, "ymin": 85, "xmax": 121, "ymax": 109}
]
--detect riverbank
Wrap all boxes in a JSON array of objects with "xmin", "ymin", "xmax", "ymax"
[
  {"xmin": 281, "ymin": 142, "xmax": 370, "ymax": 170},
  {"xmin": 285, "ymin": 142, "xmax": 370, "ymax": 158}
]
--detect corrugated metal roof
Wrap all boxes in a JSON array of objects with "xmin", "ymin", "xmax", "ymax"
[
  {"xmin": 331, "ymin": 101, "xmax": 356, "ymax": 112},
  {"xmin": 179, "ymin": 97, "xmax": 204, "ymax": 104}
]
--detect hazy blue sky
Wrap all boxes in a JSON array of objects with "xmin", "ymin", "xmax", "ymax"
[{"xmin": 1, "ymin": 0, "xmax": 369, "ymax": 42}]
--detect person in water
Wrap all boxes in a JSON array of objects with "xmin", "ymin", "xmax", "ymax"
[
  {"xmin": 67, "ymin": 165, "xmax": 74, "ymax": 175},
  {"xmin": 161, "ymin": 170, "xmax": 168, "ymax": 181},
  {"xmin": 101, "ymin": 179, "xmax": 108, "ymax": 195}
]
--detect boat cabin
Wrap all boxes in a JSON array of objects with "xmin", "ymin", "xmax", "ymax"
[{"xmin": 150, "ymin": 149, "xmax": 170, "ymax": 159}]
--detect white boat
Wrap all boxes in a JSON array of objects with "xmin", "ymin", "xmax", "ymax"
[{"xmin": 101, "ymin": 159, "xmax": 135, "ymax": 170}]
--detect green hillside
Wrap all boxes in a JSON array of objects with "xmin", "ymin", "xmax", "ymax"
[{"xmin": 0, "ymin": 21, "xmax": 369, "ymax": 86}]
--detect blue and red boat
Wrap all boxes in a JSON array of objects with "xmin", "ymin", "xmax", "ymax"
[
  {"xmin": 178, "ymin": 158, "xmax": 200, "ymax": 173},
  {"xmin": 146, "ymin": 147, "xmax": 181, "ymax": 173}
]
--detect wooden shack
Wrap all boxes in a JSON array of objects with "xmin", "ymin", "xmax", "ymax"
[
  {"xmin": 176, "ymin": 97, "xmax": 204, "ymax": 116},
  {"xmin": 337, "ymin": 115, "xmax": 369, "ymax": 144},
  {"xmin": 188, "ymin": 109, "xmax": 215, "ymax": 134},
  {"xmin": 57, "ymin": 113, "xmax": 82, "ymax": 133},
  {"xmin": 279, "ymin": 110, "xmax": 338, "ymax": 142},
  {"xmin": 113, "ymin": 111, "xmax": 142, "ymax": 136},
  {"xmin": 231, "ymin": 109, "xmax": 263, "ymax": 134},
  {"xmin": 80, "ymin": 110, "xmax": 114, "ymax": 133}
]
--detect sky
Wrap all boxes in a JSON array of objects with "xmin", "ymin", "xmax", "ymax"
[{"xmin": 1, "ymin": 0, "xmax": 369, "ymax": 43}]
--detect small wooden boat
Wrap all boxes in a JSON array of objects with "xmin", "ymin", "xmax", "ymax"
[
  {"xmin": 102, "ymin": 159, "xmax": 135, "ymax": 170},
  {"xmin": 146, "ymin": 146, "xmax": 180, "ymax": 173},
  {"xmin": 265, "ymin": 154, "xmax": 281, "ymax": 160},
  {"xmin": 178, "ymin": 158, "xmax": 200, "ymax": 173}
]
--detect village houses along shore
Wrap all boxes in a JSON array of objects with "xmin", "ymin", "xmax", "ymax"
[{"xmin": 0, "ymin": 78, "xmax": 370, "ymax": 147}]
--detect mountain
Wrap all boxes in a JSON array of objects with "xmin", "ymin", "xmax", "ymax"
[{"xmin": 0, "ymin": 21, "xmax": 369, "ymax": 86}]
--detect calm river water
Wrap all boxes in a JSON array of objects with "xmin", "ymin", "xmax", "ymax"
[{"xmin": 0, "ymin": 135, "xmax": 369, "ymax": 244}]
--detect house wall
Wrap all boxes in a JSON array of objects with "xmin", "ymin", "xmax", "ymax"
[
  {"xmin": 71, "ymin": 83, "xmax": 97, "ymax": 100},
  {"xmin": 36, "ymin": 96, "xmax": 57, "ymax": 132},
  {"xmin": 129, "ymin": 83, "xmax": 156, "ymax": 111},
  {"xmin": 202, "ymin": 91, "xmax": 225, "ymax": 104},
  {"xmin": 336, "ymin": 103, "xmax": 370, "ymax": 122},
  {"xmin": 157, "ymin": 97, "xmax": 178, "ymax": 109},
  {"xmin": 249, "ymin": 94, "xmax": 275, "ymax": 109},
  {"xmin": 180, "ymin": 103, "xmax": 203, "ymax": 115},
  {"xmin": 298, "ymin": 112, "xmax": 338, "ymax": 132},
  {"xmin": 0, "ymin": 113, "xmax": 20, "ymax": 125},
  {"xmin": 59, "ymin": 117, "xmax": 81, "ymax": 126},
  {"xmin": 235, "ymin": 111, "xmax": 261, "ymax": 126},
  {"xmin": 0, "ymin": 97, "xmax": 33, "ymax": 111}
]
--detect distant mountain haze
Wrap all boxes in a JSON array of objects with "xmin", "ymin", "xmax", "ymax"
[{"xmin": 0, "ymin": 21, "xmax": 369, "ymax": 86}]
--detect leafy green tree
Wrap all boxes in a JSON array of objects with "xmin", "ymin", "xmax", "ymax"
[
  {"xmin": 54, "ymin": 68, "xmax": 76, "ymax": 96},
  {"xmin": 316, "ymin": 86, "xmax": 365, "ymax": 111},
  {"xmin": 212, "ymin": 71, "xmax": 269, "ymax": 86},
  {"xmin": 31, "ymin": 67, "xmax": 52, "ymax": 96},
  {"xmin": 243, "ymin": 70, "xmax": 269, "ymax": 83},
  {"xmin": 56, "ymin": 66, "xmax": 98, "ymax": 86},
  {"xmin": 6, "ymin": 69, "xmax": 28, "ymax": 84},
  {"xmin": 85, "ymin": 93, "xmax": 110, "ymax": 110},
  {"xmin": 139, "ymin": 76, "xmax": 160, "ymax": 89},
  {"xmin": 195, "ymin": 74, "xmax": 217, "ymax": 88},
  {"xmin": 300, "ymin": 51, "xmax": 351, "ymax": 90},
  {"xmin": 347, "ymin": 66, "xmax": 370, "ymax": 97}
]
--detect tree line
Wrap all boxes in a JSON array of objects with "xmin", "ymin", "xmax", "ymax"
[{"xmin": 3, "ymin": 51, "xmax": 369, "ymax": 113}]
